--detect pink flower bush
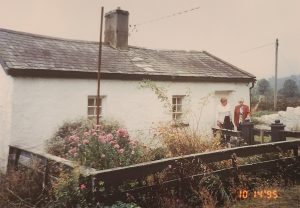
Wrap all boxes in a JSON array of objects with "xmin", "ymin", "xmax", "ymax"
[
  {"xmin": 68, "ymin": 147, "xmax": 77, "ymax": 155},
  {"xmin": 47, "ymin": 120, "xmax": 157, "ymax": 170},
  {"xmin": 98, "ymin": 135, "xmax": 106, "ymax": 144},
  {"xmin": 83, "ymin": 132, "xmax": 90, "ymax": 137},
  {"xmin": 82, "ymin": 139, "xmax": 89, "ymax": 145},
  {"xmin": 113, "ymin": 144, "xmax": 120, "ymax": 149},
  {"xmin": 117, "ymin": 128, "xmax": 129, "ymax": 138},
  {"xmin": 118, "ymin": 149, "xmax": 125, "ymax": 154},
  {"xmin": 106, "ymin": 133, "xmax": 113, "ymax": 141},
  {"xmin": 129, "ymin": 140, "xmax": 138, "ymax": 148},
  {"xmin": 80, "ymin": 184, "xmax": 87, "ymax": 190},
  {"xmin": 67, "ymin": 135, "xmax": 80, "ymax": 143}
]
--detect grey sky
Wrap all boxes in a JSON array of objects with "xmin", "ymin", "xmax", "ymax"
[{"xmin": 0, "ymin": 0, "xmax": 299, "ymax": 79}]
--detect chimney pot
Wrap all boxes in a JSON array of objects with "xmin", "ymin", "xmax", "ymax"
[{"xmin": 104, "ymin": 8, "xmax": 129, "ymax": 50}]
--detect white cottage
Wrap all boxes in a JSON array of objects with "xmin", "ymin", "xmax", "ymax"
[{"xmin": 0, "ymin": 8, "xmax": 255, "ymax": 171}]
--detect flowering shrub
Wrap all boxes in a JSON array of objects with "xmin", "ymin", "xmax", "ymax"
[
  {"xmin": 47, "ymin": 119, "xmax": 160, "ymax": 170},
  {"xmin": 73, "ymin": 128, "xmax": 146, "ymax": 169},
  {"xmin": 47, "ymin": 119, "xmax": 94, "ymax": 158}
]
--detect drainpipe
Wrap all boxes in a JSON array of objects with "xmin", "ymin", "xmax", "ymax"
[{"xmin": 249, "ymin": 80, "xmax": 255, "ymax": 111}]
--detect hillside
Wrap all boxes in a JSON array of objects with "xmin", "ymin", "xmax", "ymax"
[{"xmin": 269, "ymin": 74, "xmax": 300, "ymax": 90}]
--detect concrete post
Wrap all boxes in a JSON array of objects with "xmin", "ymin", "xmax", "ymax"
[
  {"xmin": 240, "ymin": 119, "xmax": 254, "ymax": 145},
  {"xmin": 270, "ymin": 120, "xmax": 286, "ymax": 142}
]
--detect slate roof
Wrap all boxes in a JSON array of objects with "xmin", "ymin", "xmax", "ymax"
[{"xmin": 0, "ymin": 28, "xmax": 255, "ymax": 82}]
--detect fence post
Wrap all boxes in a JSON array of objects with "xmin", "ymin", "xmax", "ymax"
[
  {"xmin": 7, "ymin": 147, "xmax": 21, "ymax": 172},
  {"xmin": 260, "ymin": 129, "xmax": 265, "ymax": 144},
  {"xmin": 231, "ymin": 153, "xmax": 239, "ymax": 184},
  {"xmin": 240, "ymin": 119, "xmax": 254, "ymax": 145},
  {"xmin": 43, "ymin": 159, "xmax": 49, "ymax": 189},
  {"xmin": 293, "ymin": 146, "xmax": 298, "ymax": 157},
  {"xmin": 270, "ymin": 120, "xmax": 286, "ymax": 142}
]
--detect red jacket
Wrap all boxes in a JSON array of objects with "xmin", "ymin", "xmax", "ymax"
[{"xmin": 234, "ymin": 104, "xmax": 250, "ymax": 128}]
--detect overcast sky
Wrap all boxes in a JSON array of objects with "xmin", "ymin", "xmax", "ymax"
[{"xmin": 0, "ymin": 0, "xmax": 299, "ymax": 79}]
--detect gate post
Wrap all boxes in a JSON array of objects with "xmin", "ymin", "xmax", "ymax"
[
  {"xmin": 240, "ymin": 119, "xmax": 254, "ymax": 145},
  {"xmin": 7, "ymin": 146, "xmax": 21, "ymax": 172},
  {"xmin": 270, "ymin": 120, "xmax": 286, "ymax": 142}
]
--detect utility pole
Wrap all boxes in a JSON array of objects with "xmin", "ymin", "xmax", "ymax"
[
  {"xmin": 274, "ymin": 38, "xmax": 279, "ymax": 111},
  {"xmin": 96, "ymin": 7, "xmax": 104, "ymax": 126}
]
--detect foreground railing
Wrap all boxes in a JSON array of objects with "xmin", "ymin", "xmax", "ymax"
[{"xmin": 7, "ymin": 139, "xmax": 300, "ymax": 203}]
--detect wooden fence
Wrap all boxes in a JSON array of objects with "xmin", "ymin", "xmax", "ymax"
[
  {"xmin": 212, "ymin": 119, "xmax": 300, "ymax": 146},
  {"xmin": 7, "ymin": 145, "xmax": 96, "ymax": 188},
  {"xmin": 7, "ymin": 139, "xmax": 300, "ymax": 203}
]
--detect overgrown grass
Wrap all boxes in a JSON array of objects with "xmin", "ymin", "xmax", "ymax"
[
  {"xmin": 154, "ymin": 122, "xmax": 224, "ymax": 157},
  {"xmin": 0, "ymin": 166, "xmax": 52, "ymax": 208}
]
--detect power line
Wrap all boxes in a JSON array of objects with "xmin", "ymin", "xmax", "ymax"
[
  {"xmin": 129, "ymin": 6, "xmax": 200, "ymax": 32},
  {"xmin": 240, "ymin": 42, "xmax": 274, "ymax": 54}
]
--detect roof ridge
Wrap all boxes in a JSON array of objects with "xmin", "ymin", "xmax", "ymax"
[
  {"xmin": 129, "ymin": 45, "xmax": 203, "ymax": 53},
  {"xmin": 202, "ymin": 51, "xmax": 256, "ymax": 79},
  {"xmin": 0, "ymin": 27, "xmax": 98, "ymax": 44}
]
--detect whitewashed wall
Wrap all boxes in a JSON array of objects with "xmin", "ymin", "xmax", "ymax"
[
  {"xmin": 0, "ymin": 66, "xmax": 13, "ymax": 171},
  {"xmin": 1, "ymin": 75, "xmax": 250, "ymax": 170},
  {"xmin": 9, "ymin": 77, "xmax": 250, "ymax": 152}
]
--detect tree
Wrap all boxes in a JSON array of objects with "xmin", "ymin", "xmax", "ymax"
[
  {"xmin": 251, "ymin": 79, "xmax": 274, "ymax": 110},
  {"xmin": 278, "ymin": 79, "xmax": 300, "ymax": 98},
  {"xmin": 257, "ymin": 79, "xmax": 272, "ymax": 96}
]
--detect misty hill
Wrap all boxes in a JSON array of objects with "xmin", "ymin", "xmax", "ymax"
[{"xmin": 268, "ymin": 74, "xmax": 300, "ymax": 90}]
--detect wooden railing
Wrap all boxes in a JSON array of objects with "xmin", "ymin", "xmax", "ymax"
[
  {"xmin": 212, "ymin": 119, "xmax": 300, "ymax": 146},
  {"xmin": 7, "ymin": 145, "xmax": 96, "ymax": 188},
  {"xmin": 7, "ymin": 139, "xmax": 300, "ymax": 203},
  {"xmin": 283, "ymin": 130, "xmax": 300, "ymax": 138}
]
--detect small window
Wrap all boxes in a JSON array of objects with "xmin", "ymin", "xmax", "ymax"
[
  {"xmin": 88, "ymin": 96, "xmax": 103, "ymax": 118},
  {"xmin": 172, "ymin": 96, "xmax": 184, "ymax": 121}
]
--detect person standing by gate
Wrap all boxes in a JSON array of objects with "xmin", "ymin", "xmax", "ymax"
[
  {"xmin": 234, "ymin": 98, "xmax": 250, "ymax": 131},
  {"xmin": 216, "ymin": 97, "xmax": 234, "ymax": 144},
  {"xmin": 216, "ymin": 97, "xmax": 233, "ymax": 129}
]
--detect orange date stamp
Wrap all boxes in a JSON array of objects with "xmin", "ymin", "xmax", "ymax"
[{"xmin": 238, "ymin": 189, "xmax": 278, "ymax": 199}]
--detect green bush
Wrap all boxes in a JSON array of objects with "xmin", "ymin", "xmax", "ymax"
[
  {"xmin": 277, "ymin": 97, "xmax": 300, "ymax": 110},
  {"xmin": 49, "ymin": 168, "xmax": 90, "ymax": 208}
]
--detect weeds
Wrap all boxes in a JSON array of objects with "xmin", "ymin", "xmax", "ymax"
[{"xmin": 0, "ymin": 165, "xmax": 51, "ymax": 208}]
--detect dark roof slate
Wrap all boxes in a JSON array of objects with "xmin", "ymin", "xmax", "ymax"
[{"xmin": 0, "ymin": 28, "xmax": 255, "ymax": 81}]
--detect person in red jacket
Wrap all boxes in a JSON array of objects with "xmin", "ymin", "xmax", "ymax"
[{"xmin": 234, "ymin": 98, "xmax": 250, "ymax": 131}]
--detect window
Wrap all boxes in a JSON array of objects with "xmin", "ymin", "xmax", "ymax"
[
  {"xmin": 88, "ymin": 96, "xmax": 103, "ymax": 118},
  {"xmin": 172, "ymin": 96, "xmax": 184, "ymax": 120}
]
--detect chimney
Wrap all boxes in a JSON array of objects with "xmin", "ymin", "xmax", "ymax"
[{"xmin": 104, "ymin": 7, "xmax": 129, "ymax": 50}]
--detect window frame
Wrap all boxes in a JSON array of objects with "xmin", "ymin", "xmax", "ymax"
[
  {"xmin": 172, "ymin": 95, "xmax": 185, "ymax": 121},
  {"xmin": 87, "ymin": 96, "xmax": 105, "ymax": 119}
]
